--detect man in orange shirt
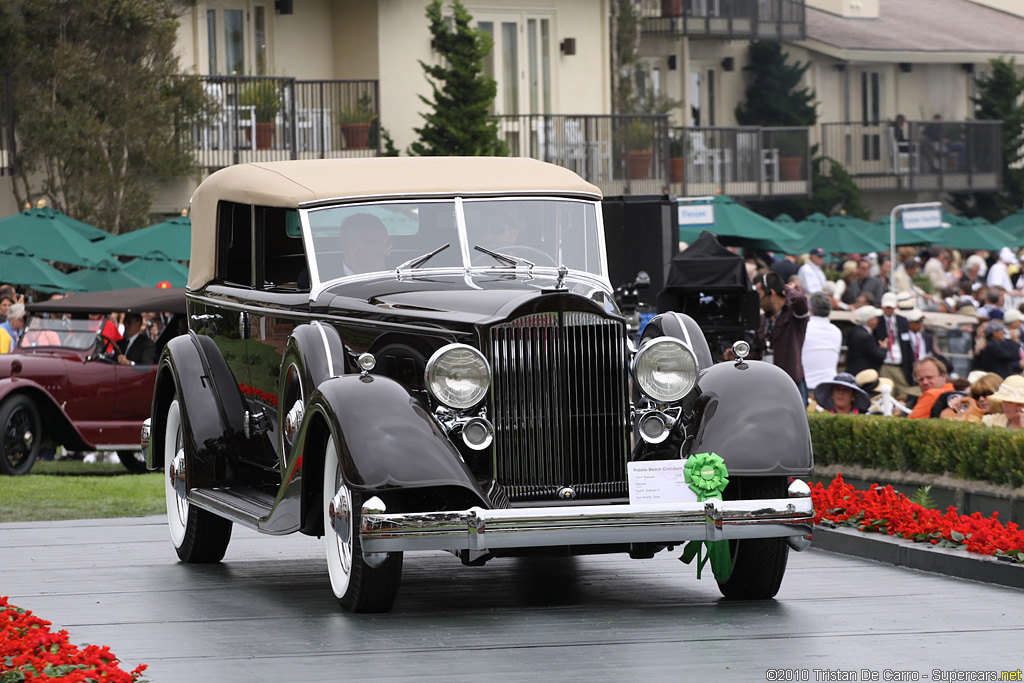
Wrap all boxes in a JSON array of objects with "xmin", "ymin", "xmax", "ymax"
[{"xmin": 908, "ymin": 356, "xmax": 955, "ymax": 419}]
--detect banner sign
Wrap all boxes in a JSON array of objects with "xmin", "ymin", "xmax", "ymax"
[
  {"xmin": 679, "ymin": 203, "xmax": 715, "ymax": 226},
  {"xmin": 902, "ymin": 208, "xmax": 943, "ymax": 230}
]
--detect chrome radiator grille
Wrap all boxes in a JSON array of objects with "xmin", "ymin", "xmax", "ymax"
[{"xmin": 488, "ymin": 311, "xmax": 630, "ymax": 501}]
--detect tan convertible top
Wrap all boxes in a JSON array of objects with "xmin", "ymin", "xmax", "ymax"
[{"xmin": 187, "ymin": 157, "xmax": 601, "ymax": 290}]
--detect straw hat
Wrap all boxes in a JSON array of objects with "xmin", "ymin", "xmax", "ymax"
[
  {"xmin": 814, "ymin": 372, "xmax": 871, "ymax": 412},
  {"xmin": 902, "ymin": 308, "xmax": 925, "ymax": 323},
  {"xmin": 990, "ymin": 375, "xmax": 1024, "ymax": 404},
  {"xmin": 1004, "ymin": 309, "xmax": 1024, "ymax": 325},
  {"xmin": 855, "ymin": 369, "xmax": 880, "ymax": 393}
]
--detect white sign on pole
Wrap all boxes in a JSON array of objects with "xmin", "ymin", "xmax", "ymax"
[
  {"xmin": 679, "ymin": 203, "xmax": 715, "ymax": 227},
  {"xmin": 902, "ymin": 208, "xmax": 943, "ymax": 230}
]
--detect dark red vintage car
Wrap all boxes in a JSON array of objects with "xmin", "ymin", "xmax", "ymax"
[{"xmin": 0, "ymin": 287, "xmax": 185, "ymax": 475}]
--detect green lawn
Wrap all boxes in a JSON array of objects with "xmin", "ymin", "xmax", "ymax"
[{"xmin": 0, "ymin": 461, "xmax": 164, "ymax": 523}]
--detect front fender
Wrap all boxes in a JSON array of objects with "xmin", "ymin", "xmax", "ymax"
[
  {"xmin": 685, "ymin": 359, "xmax": 813, "ymax": 476},
  {"xmin": 148, "ymin": 332, "xmax": 249, "ymax": 487},
  {"xmin": 0, "ymin": 379, "xmax": 90, "ymax": 451},
  {"xmin": 297, "ymin": 373, "xmax": 485, "ymax": 495}
]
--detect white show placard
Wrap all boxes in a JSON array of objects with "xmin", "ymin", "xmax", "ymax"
[
  {"xmin": 902, "ymin": 208, "xmax": 943, "ymax": 230},
  {"xmin": 627, "ymin": 460, "xmax": 698, "ymax": 505},
  {"xmin": 678, "ymin": 203, "xmax": 715, "ymax": 227}
]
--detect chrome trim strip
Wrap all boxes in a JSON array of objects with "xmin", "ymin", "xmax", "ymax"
[
  {"xmin": 313, "ymin": 320, "xmax": 336, "ymax": 378},
  {"xmin": 360, "ymin": 493, "xmax": 815, "ymax": 553},
  {"xmin": 94, "ymin": 444, "xmax": 144, "ymax": 451},
  {"xmin": 296, "ymin": 189, "xmax": 602, "ymax": 210}
]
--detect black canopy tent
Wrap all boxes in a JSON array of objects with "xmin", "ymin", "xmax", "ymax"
[
  {"xmin": 27, "ymin": 287, "xmax": 187, "ymax": 316},
  {"xmin": 656, "ymin": 231, "xmax": 760, "ymax": 360}
]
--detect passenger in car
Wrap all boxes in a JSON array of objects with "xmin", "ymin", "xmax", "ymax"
[{"xmin": 340, "ymin": 213, "xmax": 391, "ymax": 275}]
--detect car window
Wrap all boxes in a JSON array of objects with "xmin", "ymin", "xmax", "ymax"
[
  {"xmin": 217, "ymin": 200, "xmax": 253, "ymax": 287},
  {"xmin": 307, "ymin": 201, "xmax": 461, "ymax": 282},
  {"xmin": 256, "ymin": 206, "xmax": 307, "ymax": 291},
  {"xmin": 304, "ymin": 198, "xmax": 604, "ymax": 283},
  {"xmin": 21, "ymin": 317, "xmax": 98, "ymax": 350}
]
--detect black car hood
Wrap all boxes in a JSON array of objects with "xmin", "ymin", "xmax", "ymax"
[{"xmin": 315, "ymin": 271, "xmax": 613, "ymax": 327}]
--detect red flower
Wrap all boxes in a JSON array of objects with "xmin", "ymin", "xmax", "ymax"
[
  {"xmin": 0, "ymin": 596, "xmax": 148, "ymax": 681},
  {"xmin": 812, "ymin": 474, "xmax": 1024, "ymax": 562}
]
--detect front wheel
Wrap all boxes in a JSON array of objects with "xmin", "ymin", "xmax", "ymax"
[
  {"xmin": 716, "ymin": 477, "xmax": 790, "ymax": 600},
  {"xmin": 164, "ymin": 398, "xmax": 232, "ymax": 562},
  {"xmin": 0, "ymin": 395, "xmax": 41, "ymax": 476},
  {"xmin": 323, "ymin": 435, "xmax": 402, "ymax": 613}
]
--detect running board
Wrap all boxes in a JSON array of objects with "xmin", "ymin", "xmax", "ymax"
[{"xmin": 188, "ymin": 487, "xmax": 300, "ymax": 535}]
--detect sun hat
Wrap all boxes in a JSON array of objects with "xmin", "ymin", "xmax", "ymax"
[
  {"xmin": 880, "ymin": 292, "xmax": 898, "ymax": 309},
  {"xmin": 902, "ymin": 308, "xmax": 925, "ymax": 322},
  {"xmin": 1004, "ymin": 309, "xmax": 1024, "ymax": 324},
  {"xmin": 853, "ymin": 305, "xmax": 882, "ymax": 325},
  {"xmin": 896, "ymin": 292, "xmax": 915, "ymax": 310},
  {"xmin": 855, "ymin": 369, "xmax": 880, "ymax": 394},
  {"xmin": 814, "ymin": 372, "xmax": 871, "ymax": 412},
  {"xmin": 990, "ymin": 375, "xmax": 1024, "ymax": 404},
  {"xmin": 999, "ymin": 247, "xmax": 1019, "ymax": 265},
  {"xmin": 967, "ymin": 370, "xmax": 989, "ymax": 385}
]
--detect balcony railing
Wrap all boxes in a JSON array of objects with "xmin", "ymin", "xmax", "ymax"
[
  {"xmin": 494, "ymin": 114, "xmax": 672, "ymax": 196},
  {"xmin": 670, "ymin": 126, "xmax": 811, "ymax": 198},
  {"xmin": 184, "ymin": 76, "xmax": 380, "ymax": 169},
  {"xmin": 638, "ymin": 0, "xmax": 805, "ymax": 39},
  {"xmin": 1, "ymin": 71, "xmax": 14, "ymax": 176},
  {"xmin": 493, "ymin": 115, "xmax": 810, "ymax": 199},
  {"xmin": 819, "ymin": 120, "xmax": 1003, "ymax": 193}
]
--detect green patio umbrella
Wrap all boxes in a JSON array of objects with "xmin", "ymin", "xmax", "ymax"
[
  {"xmin": 0, "ymin": 246, "xmax": 87, "ymax": 293},
  {"xmin": 787, "ymin": 214, "xmax": 882, "ymax": 255},
  {"xmin": 997, "ymin": 208, "xmax": 1024, "ymax": 233},
  {"xmin": 1, "ymin": 205, "xmax": 111, "ymax": 243},
  {"xmin": 677, "ymin": 195, "xmax": 801, "ymax": 253},
  {"xmin": 66, "ymin": 259, "xmax": 148, "ymax": 292},
  {"xmin": 0, "ymin": 208, "xmax": 114, "ymax": 267},
  {"xmin": 121, "ymin": 251, "xmax": 189, "ymax": 288},
  {"xmin": 102, "ymin": 213, "xmax": 191, "ymax": 262},
  {"xmin": 929, "ymin": 217, "xmax": 1024, "ymax": 250}
]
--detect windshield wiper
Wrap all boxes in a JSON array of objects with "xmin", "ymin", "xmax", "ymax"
[
  {"xmin": 473, "ymin": 245, "xmax": 534, "ymax": 271},
  {"xmin": 395, "ymin": 243, "xmax": 450, "ymax": 276}
]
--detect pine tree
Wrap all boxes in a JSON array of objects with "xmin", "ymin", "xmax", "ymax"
[
  {"xmin": 735, "ymin": 41, "xmax": 816, "ymax": 127},
  {"xmin": 950, "ymin": 57, "xmax": 1024, "ymax": 221},
  {"xmin": 409, "ymin": 0, "xmax": 507, "ymax": 157}
]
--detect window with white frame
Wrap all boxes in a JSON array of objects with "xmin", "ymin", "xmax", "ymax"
[
  {"xmin": 477, "ymin": 11, "xmax": 554, "ymax": 115},
  {"xmin": 205, "ymin": 1, "xmax": 271, "ymax": 76}
]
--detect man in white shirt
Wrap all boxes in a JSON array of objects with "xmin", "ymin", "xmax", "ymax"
[
  {"xmin": 798, "ymin": 247, "xmax": 827, "ymax": 294},
  {"xmin": 801, "ymin": 291, "xmax": 842, "ymax": 393},
  {"xmin": 923, "ymin": 248, "xmax": 951, "ymax": 293},
  {"xmin": 987, "ymin": 247, "xmax": 1023, "ymax": 298}
]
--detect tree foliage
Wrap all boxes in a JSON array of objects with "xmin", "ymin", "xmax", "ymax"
[
  {"xmin": 409, "ymin": 0, "xmax": 506, "ymax": 157},
  {"xmin": 747, "ymin": 153, "xmax": 871, "ymax": 221},
  {"xmin": 950, "ymin": 57, "xmax": 1024, "ymax": 221},
  {"xmin": 735, "ymin": 41, "xmax": 816, "ymax": 127},
  {"xmin": 0, "ymin": 0, "xmax": 206, "ymax": 234}
]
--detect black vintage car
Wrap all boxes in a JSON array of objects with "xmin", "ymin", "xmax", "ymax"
[{"xmin": 144, "ymin": 158, "xmax": 814, "ymax": 613}]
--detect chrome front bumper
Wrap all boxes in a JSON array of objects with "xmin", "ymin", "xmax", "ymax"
[{"xmin": 357, "ymin": 479, "xmax": 814, "ymax": 556}]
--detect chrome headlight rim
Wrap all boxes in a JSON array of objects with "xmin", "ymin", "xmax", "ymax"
[
  {"xmin": 631, "ymin": 337, "xmax": 698, "ymax": 403},
  {"xmin": 425, "ymin": 343, "xmax": 491, "ymax": 411}
]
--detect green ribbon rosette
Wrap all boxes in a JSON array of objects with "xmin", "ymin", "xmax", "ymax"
[{"xmin": 679, "ymin": 452, "xmax": 733, "ymax": 581}]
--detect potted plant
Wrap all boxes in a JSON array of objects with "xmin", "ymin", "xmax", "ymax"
[
  {"xmin": 776, "ymin": 131, "xmax": 808, "ymax": 181},
  {"xmin": 669, "ymin": 133, "xmax": 685, "ymax": 184},
  {"xmin": 338, "ymin": 93, "xmax": 377, "ymax": 150},
  {"xmin": 625, "ymin": 118, "xmax": 656, "ymax": 179},
  {"xmin": 238, "ymin": 80, "xmax": 282, "ymax": 150}
]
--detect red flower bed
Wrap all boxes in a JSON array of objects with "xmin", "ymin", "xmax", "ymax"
[
  {"xmin": 812, "ymin": 474, "xmax": 1024, "ymax": 563},
  {"xmin": 1, "ymin": 596, "xmax": 147, "ymax": 682}
]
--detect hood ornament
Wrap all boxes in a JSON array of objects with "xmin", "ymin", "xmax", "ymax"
[{"xmin": 555, "ymin": 265, "xmax": 568, "ymax": 290}]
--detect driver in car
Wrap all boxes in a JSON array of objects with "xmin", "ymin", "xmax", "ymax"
[
  {"xmin": 340, "ymin": 213, "xmax": 391, "ymax": 275},
  {"xmin": 478, "ymin": 221, "xmax": 520, "ymax": 252},
  {"xmin": 116, "ymin": 313, "xmax": 157, "ymax": 366}
]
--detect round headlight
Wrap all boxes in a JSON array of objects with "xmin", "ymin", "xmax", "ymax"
[
  {"xmin": 632, "ymin": 337, "xmax": 698, "ymax": 403},
  {"xmin": 425, "ymin": 344, "xmax": 491, "ymax": 410}
]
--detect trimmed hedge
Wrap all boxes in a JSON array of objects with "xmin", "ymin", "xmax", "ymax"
[{"xmin": 808, "ymin": 413, "xmax": 1024, "ymax": 488}]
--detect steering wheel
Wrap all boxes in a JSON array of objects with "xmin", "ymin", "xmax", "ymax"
[
  {"xmin": 93, "ymin": 333, "xmax": 121, "ymax": 363},
  {"xmin": 474, "ymin": 245, "xmax": 558, "ymax": 268}
]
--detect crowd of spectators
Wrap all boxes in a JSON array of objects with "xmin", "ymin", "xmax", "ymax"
[{"xmin": 743, "ymin": 242, "xmax": 1024, "ymax": 429}]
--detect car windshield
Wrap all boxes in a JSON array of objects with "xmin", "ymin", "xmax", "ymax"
[
  {"xmin": 304, "ymin": 197, "xmax": 603, "ymax": 283},
  {"xmin": 20, "ymin": 317, "xmax": 103, "ymax": 351}
]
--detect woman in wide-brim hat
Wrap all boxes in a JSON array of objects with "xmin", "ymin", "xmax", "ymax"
[
  {"xmin": 814, "ymin": 372, "xmax": 871, "ymax": 414},
  {"xmin": 983, "ymin": 374, "xmax": 1024, "ymax": 429}
]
